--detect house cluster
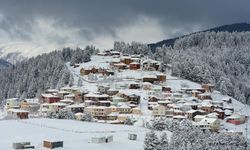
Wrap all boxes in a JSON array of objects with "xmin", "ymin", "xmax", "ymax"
[
  {"xmin": 4, "ymin": 53, "xmax": 247, "ymax": 134},
  {"xmin": 151, "ymin": 83, "xmax": 247, "ymax": 132}
]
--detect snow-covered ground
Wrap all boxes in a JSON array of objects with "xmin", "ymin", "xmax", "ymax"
[{"xmin": 0, "ymin": 118, "xmax": 148, "ymax": 150}]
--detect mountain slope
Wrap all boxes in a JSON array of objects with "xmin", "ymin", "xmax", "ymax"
[
  {"xmin": 0, "ymin": 59, "xmax": 12, "ymax": 69},
  {"xmin": 149, "ymin": 23, "xmax": 250, "ymax": 51}
]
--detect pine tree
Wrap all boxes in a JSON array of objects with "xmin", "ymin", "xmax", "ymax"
[
  {"xmin": 159, "ymin": 132, "xmax": 169, "ymax": 150},
  {"xmin": 144, "ymin": 130, "xmax": 160, "ymax": 150}
]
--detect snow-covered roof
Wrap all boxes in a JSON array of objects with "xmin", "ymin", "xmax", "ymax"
[
  {"xmin": 41, "ymin": 94, "xmax": 59, "ymax": 98},
  {"xmin": 200, "ymin": 118, "xmax": 218, "ymax": 124},
  {"xmin": 84, "ymin": 93, "xmax": 109, "ymax": 98},
  {"xmin": 50, "ymin": 103, "xmax": 68, "ymax": 106},
  {"xmin": 8, "ymin": 109, "xmax": 29, "ymax": 113},
  {"xmin": 67, "ymin": 103, "xmax": 85, "ymax": 108}
]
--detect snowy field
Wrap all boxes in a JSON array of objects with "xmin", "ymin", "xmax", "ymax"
[{"xmin": 0, "ymin": 118, "xmax": 148, "ymax": 150}]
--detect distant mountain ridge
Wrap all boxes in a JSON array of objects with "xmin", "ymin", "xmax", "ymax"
[{"xmin": 149, "ymin": 23, "xmax": 250, "ymax": 51}]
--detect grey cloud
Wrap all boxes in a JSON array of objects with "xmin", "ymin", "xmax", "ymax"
[{"xmin": 0, "ymin": 0, "xmax": 249, "ymax": 50}]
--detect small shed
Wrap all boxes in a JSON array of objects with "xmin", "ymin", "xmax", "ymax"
[
  {"xmin": 92, "ymin": 137, "xmax": 106, "ymax": 143},
  {"xmin": 13, "ymin": 142, "xmax": 35, "ymax": 149},
  {"xmin": 43, "ymin": 140, "xmax": 63, "ymax": 149},
  {"xmin": 128, "ymin": 133, "xmax": 137, "ymax": 140}
]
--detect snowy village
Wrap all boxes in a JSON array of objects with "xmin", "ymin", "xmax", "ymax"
[
  {"xmin": 2, "ymin": 49, "xmax": 248, "ymax": 149},
  {"xmin": 1, "ymin": 1, "xmax": 250, "ymax": 150}
]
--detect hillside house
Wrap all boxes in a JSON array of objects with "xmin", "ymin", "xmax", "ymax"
[
  {"xmin": 156, "ymin": 73, "xmax": 166, "ymax": 82},
  {"xmin": 7, "ymin": 109, "xmax": 29, "ymax": 119},
  {"xmin": 114, "ymin": 62, "xmax": 127, "ymax": 69},
  {"xmin": 214, "ymin": 108, "xmax": 225, "ymax": 119},
  {"xmin": 186, "ymin": 109, "xmax": 204, "ymax": 120},
  {"xmin": 97, "ymin": 84, "xmax": 110, "ymax": 94},
  {"xmin": 142, "ymin": 59, "xmax": 160, "ymax": 71},
  {"xmin": 129, "ymin": 82, "xmax": 140, "ymax": 90},
  {"xmin": 80, "ymin": 68, "xmax": 91, "ymax": 75},
  {"xmin": 120, "ymin": 56, "xmax": 132, "ymax": 65},
  {"xmin": 226, "ymin": 113, "xmax": 246, "ymax": 125},
  {"xmin": 41, "ymin": 94, "xmax": 61, "ymax": 103},
  {"xmin": 198, "ymin": 118, "xmax": 220, "ymax": 132},
  {"xmin": 6, "ymin": 98, "xmax": 20, "ymax": 109},
  {"xmin": 45, "ymin": 89, "xmax": 59, "ymax": 94},
  {"xmin": 162, "ymin": 86, "xmax": 171, "ymax": 93},
  {"xmin": 129, "ymin": 62, "xmax": 140, "ymax": 70},
  {"xmin": 201, "ymin": 84, "xmax": 215, "ymax": 93},
  {"xmin": 57, "ymin": 91, "xmax": 71, "ymax": 99},
  {"xmin": 85, "ymin": 106, "xmax": 112, "ymax": 120},
  {"xmin": 66, "ymin": 103, "xmax": 85, "ymax": 113},
  {"xmin": 198, "ymin": 92, "xmax": 212, "ymax": 100},
  {"xmin": 142, "ymin": 75, "xmax": 157, "ymax": 84},
  {"xmin": 117, "ymin": 104, "xmax": 132, "ymax": 114},
  {"xmin": 112, "ymin": 96, "xmax": 126, "ymax": 105},
  {"xmin": 84, "ymin": 93, "xmax": 110, "ymax": 101},
  {"xmin": 152, "ymin": 105, "xmax": 166, "ymax": 117},
  {"xmin": 74, "ymin": 90, "xmax": 88, "ymax": 103},
  {"xmin": 142, "ymin": 82, "xmax": 153, "ymax": 90},
  {"xmin": 84, "ymin": 100, "xmax": 97, "ymax": 107},
  {"xmin": 132, "ymin": 107, "xmax": 142, "ymax": 115},
  {"xmin": 20, "ymin": 98, "xmax": 40, "ymax": 112},
  {"xmin": 107, "ymin": 89, "xmax": 119, "ymax": 96},
  {"xmin": 50, "ymin": 102, "xmax": 68, "ymax": 111}
]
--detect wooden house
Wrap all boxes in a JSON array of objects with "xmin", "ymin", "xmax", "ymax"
[
  {"xmin": 120, "ymin": 56, "xmax": 132, "ymax": 65},
  {"xmin": 20, "ymin": 98, "xmax": 40, "ymax": 112},
  {"xmin": 50, "ymin": 102, "xmax": 68, "ymax": 111},
  {"xmin": 186, "ymin": 109, "xmax": 204, "ymax": 120},
  {"xmin": 45, "ymin": 89, "xmax": 59, "ymax": 94},
  {"xmin": 201, "ymin": 84, "xmax": 215, "ymax": 93},
  {"xmin": 156, "ymin": 74, "xmax": 166, "ymax": 82},
  {"xmin": 7, "ymin": 109, "xmax": 29, "ymax": 119},
  {"xmin": 129, "ymin": 82, "xmax": 141, "ymax": 89},
  {"xmin": 84, "ymin": 93, "xmax": 110, "ymax": 101},
  {"xmin": 226, "ymin": 113, "xmax": 246, "ymax": 125},
  {"xmin": 43, "ymin": 141, "xmax": 63, "ymax": 149},
  {"xmin": 142, "ymin": 59, "xmax": 160, "ymax": 71},
  {"xmin": 142, "ymin": 75, "xmax": 157, "ymax": 84},
  {"xmin": 74, "ymin": 90, "xmax": 88, "ymax": 103},
  {"xmin": 57, "ymin": 91, "xmax": 71, "ymax": 100},
  {"xmin": 198, "ymin": 92, "xmax": 212, "ymax": 100},
  {"xmin": 80, "ymin": 68, "xmax": 92, "ymax": 75},
  {"xmin": 162, "ymin": 86, "xmax": 171, "ymax": 93},
  {"xmin": 114, "ymin": 62, "xmax": 127, "ymax": 69},
  {"xmin": 41, "ymin": 94, "xmax": 61, "ymax": 103},
  {"xmin": 129, "ymin": 62, "xmax": 140, "ymax": 70},
  {"xmin": 214, "ymin": 108, "xmax": 225, "ymax": 119}
]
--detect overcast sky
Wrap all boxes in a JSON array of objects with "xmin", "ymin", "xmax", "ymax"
[{"xmin": 0, "ymin": 0, "xmax": 250, "ymax": 55}]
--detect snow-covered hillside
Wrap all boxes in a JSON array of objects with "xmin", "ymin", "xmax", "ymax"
[{"xmin": 0, "ymin": 118, "xmax": 148, "ymax": 150}]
